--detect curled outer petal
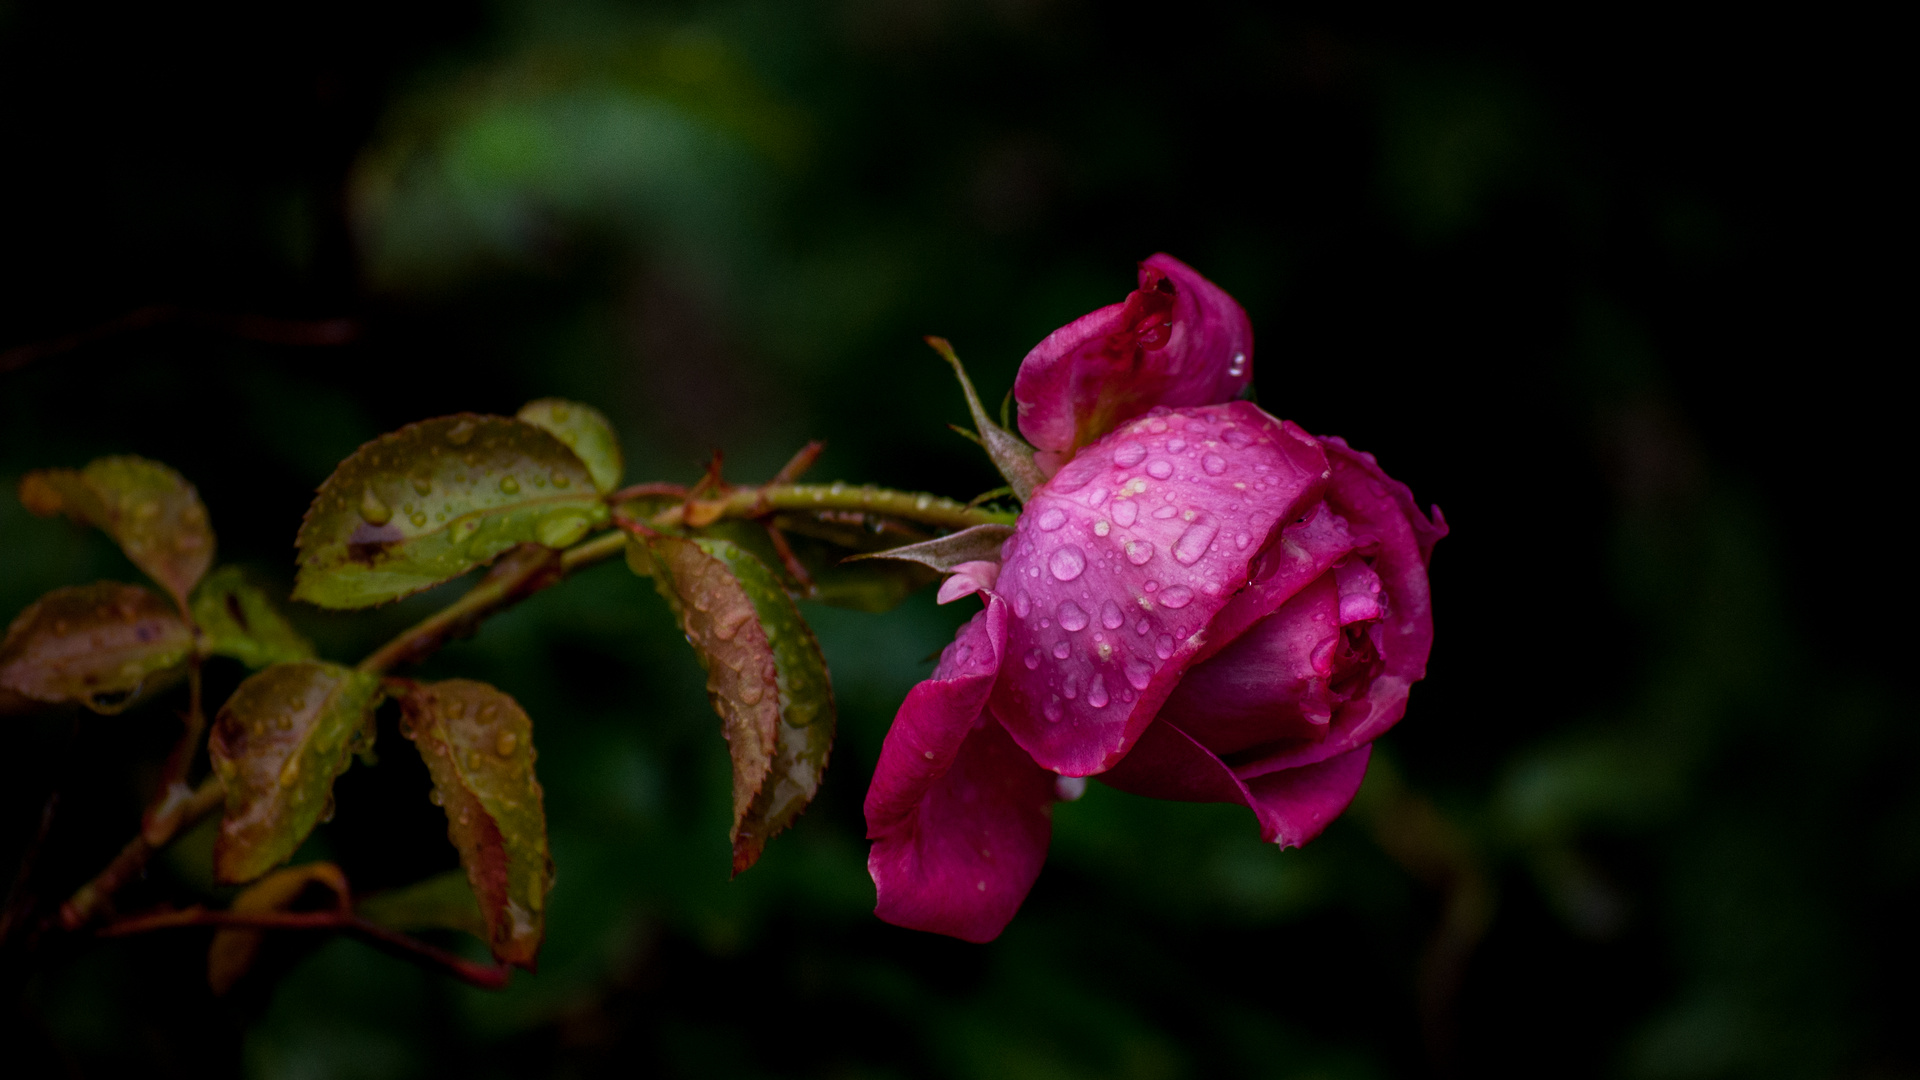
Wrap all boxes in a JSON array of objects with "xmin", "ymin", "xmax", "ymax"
[
  {"xmin": 990, "ymin": 402, "xmax": 1329, "ymax": 777},
  {"xmin": 1015, "ymin": 255, "xmax": 1254, "ymax": 469},
  {"xmin": 866, "ymin": 596, "xmax": 1058, "ymax": 943}
]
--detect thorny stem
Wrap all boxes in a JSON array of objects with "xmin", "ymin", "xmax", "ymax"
[
  {"xmin": 100, "ymin": 908, "xmax": 510, "ymax": 990},
  {"xmin": 142, "ymin": 656, "xmax": 206, "ymax": 844},
  {"xmin": 642, "ymin": 483, "xmax": 1014, "ymax": 533}
]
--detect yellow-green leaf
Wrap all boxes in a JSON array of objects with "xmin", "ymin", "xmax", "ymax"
[
  {"xmin": 516, "ymin": 398, "xmax": 623, "ymax": 494},
  {"xmin": 397, "ymin": 679, "xmax": 551, "ymax": 969},
  {"xmin": 354, "ymin": 869, "xmax": 487, "ymax": 940},
  {"xmin": 636, "ymin": 535, "xmax": 835, "ymax": 874},
  {"xmin": 0, "ymin": 582, "xmax": 192, "ymax": 714},
  {"xmin": 293, "ymin": 414, "xmax": 609, "ymax": 609},
  {"xmin": 209, "ymin": 661, "xmax": 384, "ymax": 884},
  {"xmin": 190, "ymin": 567, "xmax": 315, "ymax": 668},
  {"xmin": 19, "ymin": 457, "xmax": 215, "ymax": 610},
  {"xmin": 207, "ymin": 861, "xmax": 349, "ymax": 995}
]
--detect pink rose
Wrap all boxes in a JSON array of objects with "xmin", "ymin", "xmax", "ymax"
[{"xmin": 866, "ymin": 256, "xmax": 1445, "ymax": 942}]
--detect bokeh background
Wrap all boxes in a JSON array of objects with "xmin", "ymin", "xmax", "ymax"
[{"xmin": 1, "ymin": 3, "xmax": 1910, "ymax": 1077}]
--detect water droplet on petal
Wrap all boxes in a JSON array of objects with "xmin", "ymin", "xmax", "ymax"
[
  {"xmin": 1101, "ymin": 600, "xmax": 1124, "ymax": 629},
  {"xmin": 1062, "ymin": 675, "xmax": 1079, "ymax": 699},
  {"xmin": 1094, "ymin": 520, "xmax": 1110, "ymax": 536},
  {"xmin": 1059, "ymin": 601, "xmax": 1089, "ymax": 631},
  {"xmin": 1124, "ymin": 657, "xmax": 1153, "ymax": 689},
  {"xmin": 1112, "ymin": 501, "xmax": 1137, "ymax": 527},
  {"xmin": 1049, "ymin": 458, "xmax": 1098, "ymax": 493},
  {"xmin": 1037, "ymin": 507, "xmax": 1067, "ymax": 531},
  {"xmin": 1015, "ymin": 590, "xmax": 1032, "ymax": 617},
  {"xmin": 358, "ymin": 486, "xmax": 391, "ymax": 526},
  {"xmin": 1049, "ymin": 546, "xmax": 1087, "ymax": 581},
  {"xmin": 1173, "ymin": 519, "xmax": 1219, "ymax": 565},
  {"xmin": 1153, "ymin": 505, "xmax": 1179, "ymax": 519},
  {"xmin": 1113, "ymin": 441, "xmax": 1147, "ymax": 467},
  {"xmin": 1087, "ymin": 676, "xmax": 1109, "ymax": 708},
  {"xmin": 1202, "ymin": 453, "xmax": 1227, "ymax": 475},
  {"xmin": 1135, "ymin": 618, "xmax": 1150, "ymax": 635},
  {"xmin": 1156, "ymin": 634, "xmax": 1175, "ymax": 659},
  {"xmin": 1084, "ymin": 485, "xmax": 1110, "ymax": 508},
  {"xmin": 1229, "ymin": 351, "xmax": 1247, "ymax": 376},
  {"xmin": 1044, "ymin": 701, "xmax": 1063, "ymax": 722},
  {"xmin": 1160, "ymin": 585, "xmax": 1193, "ymax": 608},
  {"xmin": 1026, "ymin": 649, "xmax": 1042, "ymax": 669},
  {"xmin": 1223, "ymin": 427, "xmax": 1253, "ymax": 448},
  {"xmin": 1235, "ymin": 532, "xmax": 1251, "ymax": 550},
  {"xmin": 1053, "ymin": 641, "xmax": 1070, "ymax": 659},
  {"xmin": 1124, "ymin": 540, "xmax": 1153, "ymax": 566},
  {"xmin": 1147, "ymin": 460, "xmax": 1174, "ymax": 480}
]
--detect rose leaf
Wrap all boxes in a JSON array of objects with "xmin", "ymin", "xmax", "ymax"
[
  {"xmin": 19, "ymin": 456, "xmax": 214, "ymax": 610},
  {"xmin": 207, "ymin": 861, "xmax": 349, "ymax": 995},
  {"xmin": 633, "ymin": 535, "xmax": 837, "ymax": 873},
  {"xmin": 516, "ymin": 398, "xmax": 624, "ymax": 494},
  {"xmin": 354, "ymin": 869, "xmax": 488, "ymax": 940},
  {"xmin": 209, "ymin": 661, "xmax": 385, "ymax": 884},
  {"xmin": 397, "ymin": 679, "xmax": 551, "ymax": 969},
  {"xmin": 0, "ymin": 582, "xmax": 193, "ymax": 714},
  {"xmin": 190, "ymin": 566, "xmax": 316, "ymax": 669},
  {"xmin": 294, "ymin": 414, "xmax": 609, "ymax": 609}
]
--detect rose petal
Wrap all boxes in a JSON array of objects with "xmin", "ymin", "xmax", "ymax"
[
  {"xmin": 1158, "ymin": 570, "xmax": 1342, "ymax": 755},
  {"xmin": 866, "ymin": 597, "xmax": 1058, "ymax": 943},
  {"xmin": 1187, "ymin": 500, "xmax": 1356, "ymax": 670},
  {"xmin": 935, "ymin": 560, "xmax": 1002, "ymax": 605},
  {"xmin": 1015, "ymin": 255, "xmax": 1254, "ymax": 465},
  {"xmin": 1101, "ymin": 719, "xmax": 1372, "ymax": 847},
  {"xmin": 991, "ymin": 402, "xmax": 1329, "ymax": 776},
  {"xmin": 1235, "ymin": 439, "xmax": 1445, "ymax": 780}
]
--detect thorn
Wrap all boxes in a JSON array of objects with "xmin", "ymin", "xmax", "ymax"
[
  {"xmin": 769, "ymin": 441, "xmax": 825, "ymax": 486},
  {"xmin": 948, "ymin": 423, "xmax": 985, "ymax": 447}
]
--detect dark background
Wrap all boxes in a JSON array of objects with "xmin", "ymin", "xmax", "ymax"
[{"xmin": 1, "ymin": 2, "xmax": 1911, "ymax": 1077}]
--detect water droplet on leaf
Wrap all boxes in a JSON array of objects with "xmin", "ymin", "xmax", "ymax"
[{"xmin": 359, "ymin": 486, "xmax": 391, "ymax": 526}]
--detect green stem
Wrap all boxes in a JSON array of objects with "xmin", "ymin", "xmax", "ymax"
[{"xmin": 640, "ymin": 483, "xmax": 1015, "ymax": 532}]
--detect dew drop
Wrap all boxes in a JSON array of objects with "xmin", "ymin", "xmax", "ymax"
[
  {"xmin": 1153, "ymin": 505, "xmax": 1179, "ymax": 520},
  {"xmin": 277, "ymin": 757, "xmax": 301, "ymax": 788},
  {"xmin": 1222, "ymin": 427, "xmax": 1253, "ymax": 449},
  {"xmin": 495, "ymin": 730, "xmax": 518, "ymax": 756},
  {"xmin": 410, "ymin": 511, "xmax": 428, "ymax": 527},
  {"xmin": 1229, "ymin": 351, "xmax": 1247, "ymax": 376},
  {"xmin": 1049, "ymin": 545, "xmax": 1087, "ymax": 581},
  {"xmin": 1202, "ymin": 453, "xmax": 1228, "ymax": 475},
  {"xmin": 1124, "ymin": 540, "xmax": 1154, "ymax": 566},
  {"xmin": 1160, "ymin": 585, "xmax": 1194, "ymax": 608},
  {"xmin": 1025, "ymin": 649, "xmax": 1042, "ymax": 670},
  {"xmin": 1173, "ymin": 519, "xmax": 1219, "ymax": 565},
  {"xmin": 536, "ymin": 511, "xmax": 593, "ymax": 548},
  {"xmin": 1015, "ymin": 590, "xmax": 1032, "ymax": 618},
  {"xmin": 1044, "ymin": 701, "xmax": 1063, "ymax": 722},
  {"xmin": 1156, "ymin": 634, "xmax": 1175, "ymax": 659},
  {"xmin": 446, "ymin": 420, "xmax": 475, "ymax": 446},
  {"xmin": 1062, "ymin": 675, "xmax": 1079, "ymax": 700},
  {"xmin": 1053, "ymin": 641, "xmax": 1070, "ymax": 659},
  {"xmin": 411, "ymin": 472, "xmax": 434, "ymax": 496},
  {"xmin": 1147, "ymin": 418, "xmax": 1168, "ymax": 434},
  {"xmin": 1084, "ymin": 485, "xmax": 1110, "ymax": 508},
  {"xmin": 429, "ymin": 788, "xmax": 446, "ymax": 806},
  {"xmin": 1087, "ymin": 675, "xmax": 1109, "ymax": 708},
  {"xmin": 1049, "ymin": 458, "xmax": 1097, "ymax": 493},
  {"xmin": 499, "ymin": 475, "xmax": 521, "ymax": 495},
  {"xmin": 1101, "ymin": 600, "xmax": 1124, "ymax": 629},
  {"xmin": 1112, "ymin": 501, "xmax": 1138, "ymax": 527},
  {"xmin": 1116, "ymin": 441, "xmax": 1152, "ymax": 469},
  {"xmin": 358, "ymin": 486, "xmax": 391, "ymax": 526},
  {"xmin": 1135, "ymin": 618, "xmax": 1150, "ymax": 635},
  {"xmin": 1037, "ymin": 507, "xmax": 1067, "ymax": 531},
  {"xmin": 1094, "ymin": 520, "xmax": 1110, "ymax": 536},
  {"xmin": 551, "ymin": 471, "xmax": 572, "ymax": 489},
  {"xmin": 1147, "ymin": 459, "xmax": 1174, "ymax": 479},
  {"xmin": 1236, "ymin": 532, "xmax": 1251, "ymax": 550},
  {"xmin": 1058, "ymin": 601, "xmax": 1089, "ymax": 631},
  {"xmin": 1124, "ymin": 657, "xmax": 1154, "ymax": 690}
]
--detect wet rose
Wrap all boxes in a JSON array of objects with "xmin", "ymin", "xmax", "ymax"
[{"xmin": 866, "ymin": 255, "xmax": 1445, "ymax": 942}]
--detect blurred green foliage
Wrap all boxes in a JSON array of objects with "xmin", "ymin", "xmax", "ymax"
[{"xmin": 0, "ymin": 2, "xmax": 1909, "ymax": 1078}]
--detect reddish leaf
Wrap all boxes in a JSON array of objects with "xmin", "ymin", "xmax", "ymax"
[
  {"xmin": 19, "ymin": 457, "xmax": 214, "ymax": 610},
  {"xmin": 207, "ymin": 862, "xmax": 349, "ymax": 995},
  {"xmin": 398, "ymin": 679, "xmax": 551, "ymax": 969},
  {"xmin": 209, "ymin": 661, "xmax": 384, "ymax": 884},
  {"xmin": 0, "ymin": 582, "xmax": 192, "ymax": 714},
  {"xmin": 634, "ymin": 535, "xmax": 836, "ymax": 873}
]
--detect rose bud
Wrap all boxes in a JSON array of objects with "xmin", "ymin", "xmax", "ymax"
[{"xmin": 866, "ymin": 256, "xmax": 1444, "ymax": 942}]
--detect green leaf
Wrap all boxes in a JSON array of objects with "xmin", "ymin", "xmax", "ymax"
[
  {"xmin": 925, "ymin": 337, "xmax": 1045, "ymax": 502},
  {"xmin": 397, "ymin": 679, "xmax": 552, "ymax": 969},
  {"xmin": 636, "ymin": 534, "xmax": 836, "ymax": 873},
  {"xmin": 844, "ymin": 522, "xmax": 1014, "ymax": 572},
  {"xmin": 190, "ymin": 567, "xmax": 316, "ymax": 668},
  {"xmin": 0, "ymin": 582, "xmax": 193, "ymax": 714},
  {"xmin": 354, "ymin": 869, "xmax": 488, "ymax": 940},
  {"xmin": 516, "ymin": 398, "xmax": 624, "ymax": 494},
  {"xmin": 207, "ymin": 862, "xmax": 349, "ymax": 996},
  {"xmin": 293, "ymin": 414, "xmax": 610, "ymax": 609},
  {"xmin": 209, "ymin": 661, "xmax": 385, "ymax": 884},
  {"xmin": 19, "ymin": 457, "xmax": 215, "ymax": 610}
]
